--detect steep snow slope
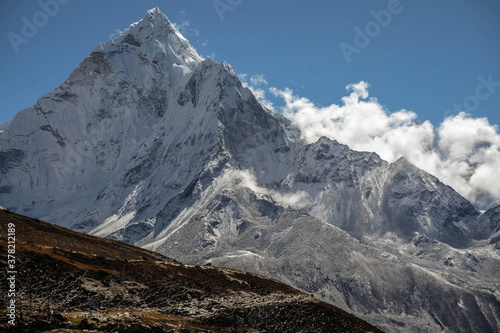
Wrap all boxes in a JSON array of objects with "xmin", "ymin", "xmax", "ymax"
[
  {"xmin": 0, "ymin": 7, "xmax": 205, "ymax": 229},
  {"xmin": 1, "ymin": 7, "xmax": 499, "ymax": 333}
]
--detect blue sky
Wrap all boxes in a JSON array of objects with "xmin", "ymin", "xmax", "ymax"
[{"xmin": 1, "ymin": 0, "xmax": 499, "ymax": 128}]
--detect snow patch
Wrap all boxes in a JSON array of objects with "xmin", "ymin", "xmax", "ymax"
[
  {"xmin": 220, "ymin": 250, "xmax": 265, "ymax": 260},
  {"xmin": 90, "ymin": 184, "xmax": 142, "ymax": 237}
]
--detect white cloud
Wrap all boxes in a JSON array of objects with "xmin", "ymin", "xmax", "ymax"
[
  {"xmin": 173, "ymin": 19, "xmax": 200, "ymax": 36},
  {"xmin": 288, "ymin": 79, "xmax": 306, "ymax": 90},
  {"xmin": 173, "ymin": 10, "xmax": 200, "ymax": 36},
  {"xmin": 201, "ymin": 51, "xmax": 216, "ymax": 60},
  {"xmin": 271, "ymin": 82, "xmax": 500, "ymax": 210},
  {"xmin": 250, "ymin": 74, "xmax": 268, "ymax": 86},
  {"xmin": 239, "ymin": 73, "xmax": 274, "ymax": 111},
  {"xmin": 229, "ymin": 170, "xmax": 311, "ymax": 209},
  {"xmin": 109, "ymin": 28, "xmax": 123, "ymax": 40}
]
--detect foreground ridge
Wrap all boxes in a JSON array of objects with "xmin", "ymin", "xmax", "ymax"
[{"xmin": 0, "ymin": 209, "xmax": 382, "ymax": 333}]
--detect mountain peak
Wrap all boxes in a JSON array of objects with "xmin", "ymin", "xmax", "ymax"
[
  {"xmin": 85, "ymin": 8, "xmax": 202, "ymax": 88},
  {"xmin": 147, "ymin": 6, "xmax": 165, "ymax": 18},
  {"xmin": 92, "ymin": 8, "xmax": 201, "ymax": 67},
  {"xmin": 134, "ymin": 7, "xmax": 175, "ymax": 34},
  {"xmin": 144, "ymin": 7, "xmax": 173, "ymax": 27}
]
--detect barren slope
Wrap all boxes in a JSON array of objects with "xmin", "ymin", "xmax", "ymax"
[{"xmin": 0, "ymin": 209, "xmax": 382, "ymax": 332}]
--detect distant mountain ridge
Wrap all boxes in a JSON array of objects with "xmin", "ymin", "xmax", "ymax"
[{"xmin": 0, "ymin": 8, "xmax": 499, "ymax": 332}]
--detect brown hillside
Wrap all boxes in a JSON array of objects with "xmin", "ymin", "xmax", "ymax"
[{"xmin": 0, "ymin": 209, "xmax": 382, "ymax": 332}]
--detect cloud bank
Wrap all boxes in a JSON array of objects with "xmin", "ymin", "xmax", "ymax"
[{"xmin": 267, "ymin": 82, "xmax": 500, "ymax": 210}]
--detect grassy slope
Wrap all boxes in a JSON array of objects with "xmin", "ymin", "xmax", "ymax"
[{"xmin": 0, "ymin": 209, "xmax": 382, "ymax": 332}]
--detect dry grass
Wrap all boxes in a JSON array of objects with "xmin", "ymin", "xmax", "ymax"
[{"xmin": 0, "ymin": 209, "xmax": 383, "ymax": 332}]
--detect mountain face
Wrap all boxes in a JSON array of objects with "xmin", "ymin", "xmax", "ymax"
[
  {"xmin": 0, "ymin": 209, "xmax": 382, "ymax": 332},
  {"xmin": 1, "ymin": 7, "xmax": 499, "ymax": 333}
]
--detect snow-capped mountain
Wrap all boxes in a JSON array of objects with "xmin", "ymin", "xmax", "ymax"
[{"xmin": 1, "ymin": 8, "xmax": 499, "ymax": 332}]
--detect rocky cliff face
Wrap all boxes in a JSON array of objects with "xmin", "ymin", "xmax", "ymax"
[{"xmin": 0, "ymin": 8, "xmax": 499, "ymax": 333}]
